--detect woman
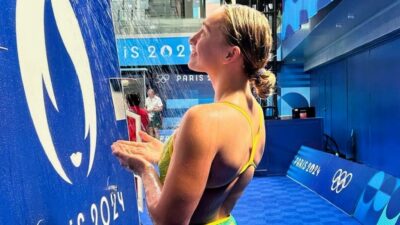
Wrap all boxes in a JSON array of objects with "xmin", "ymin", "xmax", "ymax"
[
  {"xmin": 112, "ymin": 4, "xmax": 275, "ymax": 225},
  {"xmin": 126, "ymin": 93, "xmax": 150, "ymax": 141}
]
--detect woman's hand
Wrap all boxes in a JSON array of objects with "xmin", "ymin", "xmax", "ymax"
[
  {"xmin": 112, "ymin": 143, "xmax": 153, "ymax": 175},
  {"xmin": 113, "ymin": 131, "xmax": 164, "ymax": 164}
]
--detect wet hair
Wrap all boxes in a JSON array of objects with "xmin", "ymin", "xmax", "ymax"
[
  {"xmin": 126, "ymin": 93, "xmax": 141, "ymax": 106},
  {"xmin": 220, "ymin": 4, "xmax": 276, "ymax": 98}
]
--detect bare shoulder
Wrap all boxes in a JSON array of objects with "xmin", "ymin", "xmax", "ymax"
[
  {"xmin": 175, "ymin": 104, "xmax": 225, "ymax": 149},
  {"xmin": 182, "ymin": 103, "xmax": 225, "ymax": 124},
  {"xmin": 187, "ymin": 103, "xmax": 225, "ymax": 113}
]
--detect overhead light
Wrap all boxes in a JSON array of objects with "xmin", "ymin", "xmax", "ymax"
[
  {"xmin": 268, "ymin": 3, "xmax": 273, "ymax": 10},
  {"xmin": 335, "ymin": 23, "xmax": 342, "ymax": 28},
  {"xmin": 301, "ymin": 22, "xmax": 310, "ymax": 30},
  {"xmin": 347, "ymin": 13, "xmax": 355, "ymax": 19}
]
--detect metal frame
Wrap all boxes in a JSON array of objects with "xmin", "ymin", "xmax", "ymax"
[{"xmin": 260, "ymin": 0, "xmax": 280, "ymax": 119}]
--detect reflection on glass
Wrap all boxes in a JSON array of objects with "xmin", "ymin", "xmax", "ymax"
[
  {"xmin": 110, "ymin": 0, "xmax": 225, "ymax": 35},
  {"xmin": 109, "ymin": 77, "xmax": 146, "ymax": 124}
]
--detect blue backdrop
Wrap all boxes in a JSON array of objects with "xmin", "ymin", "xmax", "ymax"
[
  {"xmin": 310, "ymin": 35, "xmax": 400, "ymax": 178},
  {"xmin": 0, "ymin": 1, "xmax": 139, "ymax": 224},
  {"xmin": 117, "ymin": 36, "xmax": 191, "ymax": 66},
  {"xmin": 150, "ymin": 73, "xmax": 214, "ymax": 131},
  {"xmin": 281, "ymin": 0, "xmax": 333, "ymax": 40}
]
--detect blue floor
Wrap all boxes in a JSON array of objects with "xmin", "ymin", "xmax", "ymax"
[{"xmin": 139, "ymin": 176, "xmax": 360, "ymax": 225}]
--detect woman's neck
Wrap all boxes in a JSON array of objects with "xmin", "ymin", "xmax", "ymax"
[{"xmin": 211, "ymin": 70, "xmax": 252, "ymax": 104}]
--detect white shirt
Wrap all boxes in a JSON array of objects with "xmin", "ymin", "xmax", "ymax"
[{"xmin": 145, "ymin": 95, "xmax": 163, "ymax": 119}]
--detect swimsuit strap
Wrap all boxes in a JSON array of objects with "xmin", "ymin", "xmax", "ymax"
[{"xmin": 218, "ymin": 101, "xmax": 263, "ymax": 174}]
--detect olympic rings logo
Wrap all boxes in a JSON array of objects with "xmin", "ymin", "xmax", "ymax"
[
  {"xmin": 155, "ymin": 74, "xmax": 170, "ymax": 84},
  {"xmin": 331, "ymin": 169, "xmax": 353, "ymax": 193}
]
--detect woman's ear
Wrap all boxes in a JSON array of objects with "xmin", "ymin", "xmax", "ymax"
[{"xmin": 223, "ymin": 46, "xmax": 241, "ymax": 64}]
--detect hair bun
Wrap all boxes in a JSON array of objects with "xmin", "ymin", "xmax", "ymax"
[
  {"xmin": 251, "ymin": 68, "xmax": 276, "ymax": 99},
  {"xmin": 256, "ymin": 68, "xmax": 267, "ymax": 78}
]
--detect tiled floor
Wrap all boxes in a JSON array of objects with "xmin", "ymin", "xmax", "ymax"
[{"xmin": 139, "ymin": 176, "xmax": 360, "ymax": 225}]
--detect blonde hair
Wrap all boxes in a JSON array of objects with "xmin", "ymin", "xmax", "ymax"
[{"xmin": 220, "ymin": 4, "xmax": 276, "ymax": 98}]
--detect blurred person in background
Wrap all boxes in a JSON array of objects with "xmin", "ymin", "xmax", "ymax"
[
  {"xmin": 126, "ymin": 93, "xmax": 149, "ymax": 141},
  {"xmin": 145, "ymin": 88, "xmax": 163, "ymax": 140}
]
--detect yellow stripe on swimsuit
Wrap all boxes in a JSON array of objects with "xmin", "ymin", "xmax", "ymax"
[{"xmin": 204, "ymin": 215, "xmax": 237, "ymax": 225}]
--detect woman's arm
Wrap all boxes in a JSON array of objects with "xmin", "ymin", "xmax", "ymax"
[
  {"xmin": 148, "ymin": 106, "xmax": 218, "ymax": 224},
  {"xmin": 113, "ymin": 105, "xmax": 218, "ymax": 224}
]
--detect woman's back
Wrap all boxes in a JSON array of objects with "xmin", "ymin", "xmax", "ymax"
[{"xmin": 185, "ymin": 99, "xmax": 266, "ymax": 224}]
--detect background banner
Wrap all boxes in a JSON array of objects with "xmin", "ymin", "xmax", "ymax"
[
  {"xmin": 117, "ymin": 36, "xmax": 191, "ymax": 66},
  {"xmin": 288, "ymin": 146, "xmax": 400, "ymax": 224},
  {"xmin": 0, "ymin": 1, "xmax": 139, "ymax": 224}
]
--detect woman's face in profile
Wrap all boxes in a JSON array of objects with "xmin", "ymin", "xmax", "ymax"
[{"xmin": 188, "ymin": 7, "xmax": 232, "ymax": 74}]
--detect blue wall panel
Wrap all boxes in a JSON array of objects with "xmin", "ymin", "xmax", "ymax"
[
  {"xmin": 324, "ymin": 66, "xmax": 332, "ymax": 135},
  {"xmin": 311, "ymin": 65, "xmax": 332, "ymax": 134},
  {"xmin": 310, "ymin": 70, "xmax": 320, "ymax": 110},
  {"xmin": 278, "ymin": 65, "xmax": 311, "ymax": 116},
  {"xmin": 330, "ymin": 60, "xmax": 348, "ymax": 154},
  {"xmin": 262, "ymin": 119, "xmax": 324, "ymax": 175},
  {"xmin": 347, "ymin": 51, "xmax": 373, "ymax": 164},
  {"xmin": 311, "ymin": 36, "xmax": 400, "ymax": 177},
  {"xmin": 310, "ymin": 67, "xmax": 325, "ymax": 119},
  {"xmin": 368, "ymin": 38, "xmax": 400, "ymax": 174}
]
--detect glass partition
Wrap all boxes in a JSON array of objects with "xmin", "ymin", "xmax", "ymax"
[{"xmin": 110, "ymin": 0, "xmax": 223, "ymax": 36}]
